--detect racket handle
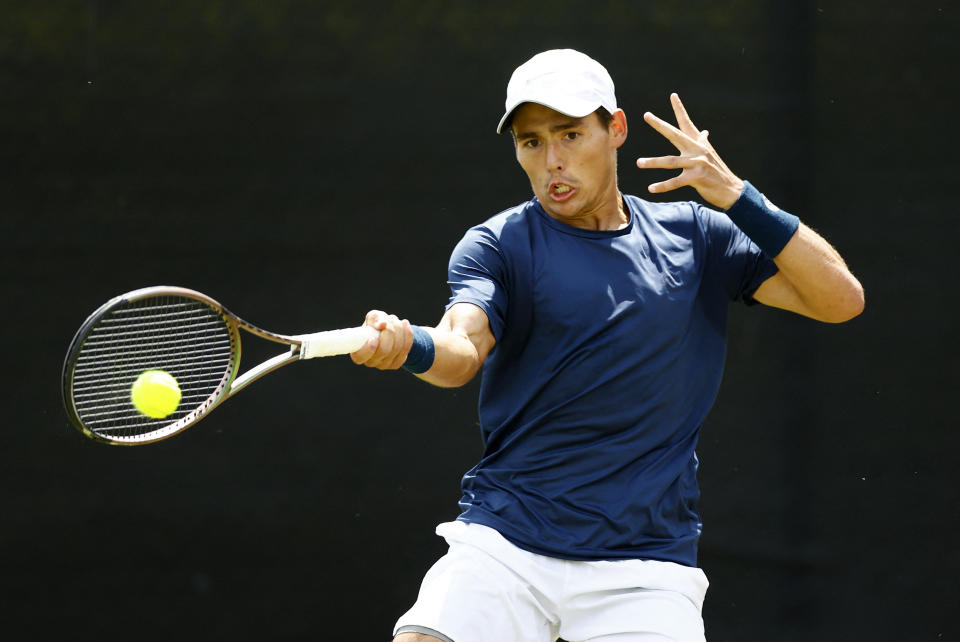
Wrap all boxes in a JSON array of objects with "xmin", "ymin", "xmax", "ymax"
[{"xmin": 295, "ymin": 326, "xmax": 379, "ymax": 359}]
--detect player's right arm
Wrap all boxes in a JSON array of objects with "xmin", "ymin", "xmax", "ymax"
[{"xmin": 350, "ymin": 303, "xmax": 496, "ymax": 388}]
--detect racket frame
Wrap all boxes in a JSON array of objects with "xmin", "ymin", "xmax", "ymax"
[{"xmin": 62, "ymin": 286, "xmax": 372, "ymax": 445}]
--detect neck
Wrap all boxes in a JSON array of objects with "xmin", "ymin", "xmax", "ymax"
[{"xmin": 548, "ymin": 190, "xmax": 628, "ymax": 232}]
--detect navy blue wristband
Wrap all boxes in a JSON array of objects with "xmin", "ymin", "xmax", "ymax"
[
  {"xmin": 724, "ymin": 181, "xmax": 800, "ymax": 257},
  {"xmin": 402, "ymin": 325, "xmax": 435, "ymax": 374}
]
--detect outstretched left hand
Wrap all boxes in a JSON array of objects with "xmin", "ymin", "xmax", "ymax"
[{"xmin": 636, "ymin": 93, "xmax": 745, "ymax": 210}]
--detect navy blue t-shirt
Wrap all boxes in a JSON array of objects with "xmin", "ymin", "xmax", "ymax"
[{"xmin": 447, "ymin": 195, "xmax": 778, "ymax": 567}]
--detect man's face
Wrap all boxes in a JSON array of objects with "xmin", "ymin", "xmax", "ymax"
[{"xmin": 511, "ymin": 102, "xmax": 626, "ymax": 229}]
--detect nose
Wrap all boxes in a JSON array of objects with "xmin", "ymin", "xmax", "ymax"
[{"xmin": 545, "ymin": 140, "xmax": 564, "ymax": 171}]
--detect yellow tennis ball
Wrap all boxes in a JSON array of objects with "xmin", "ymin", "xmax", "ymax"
[{"xmin": 130, "ymin": 370, "xmax": 182, "ymax": 419}]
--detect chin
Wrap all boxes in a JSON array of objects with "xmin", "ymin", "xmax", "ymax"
[
  {"xmin": 546, "ymin": 202, "xmax": 581, "ymax": 221},
  {"xmin": 538, "ymin": 194, "xmax": 571, "ymax": 212}
]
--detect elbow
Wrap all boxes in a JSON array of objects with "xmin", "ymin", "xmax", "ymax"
[
  {"xmin": 448, "ymin": 359, "xmax": 483, "ymax": 387},
  {"xmin": 422, "ymin": 358, "xmax": 482, "ymax": 389},
  {"xmin": 429, "ymin": 370, "xmax": 477, "ymax": 389},
  {"xmin": 822, "ymin": 281, "xmax": 865, "ymax": 323}
]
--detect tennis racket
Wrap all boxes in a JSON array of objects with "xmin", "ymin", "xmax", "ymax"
[{"xmin": 61, "ymin": 285, "xmax": 377, "ymax": 446}]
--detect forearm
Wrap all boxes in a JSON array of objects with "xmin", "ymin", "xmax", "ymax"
[
  {"xmin": 413, "ymin": 326, "xmax": 485, "ymax": 388},
  {"xmin": 733, "ymin": 184, "xmax": 865, "ymax": 322},
  {"xmin": 769, "ymin": 223, "xmax": 865, "ymax": 323},
  {"xmin": 352, "ymin": 304, "xmax": 495, "ymax": 385}
]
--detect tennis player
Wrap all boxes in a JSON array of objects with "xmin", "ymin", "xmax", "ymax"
[{"xmin": 352, "ymin": 49, "xmax": 864, "ymax": 642}]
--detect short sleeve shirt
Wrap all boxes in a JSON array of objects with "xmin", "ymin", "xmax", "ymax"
[{"xmin": 447, "ymin": 195, "xmax": 777, "ymax": 567}]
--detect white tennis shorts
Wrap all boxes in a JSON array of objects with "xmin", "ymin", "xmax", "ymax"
[{"xmin": 394, "ymin": 521, "xmax": 709, "ymax": 642}]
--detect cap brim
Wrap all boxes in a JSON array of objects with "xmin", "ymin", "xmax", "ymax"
[{"xmin": 496, "ymin": 95, "xmax": 603, "ymax": 134}]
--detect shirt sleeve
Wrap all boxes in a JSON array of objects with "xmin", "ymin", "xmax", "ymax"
[
  {"xmin": 695, "ymin": 203, "xmax": 779, "ymax": 304},
  {"xmin": 446, "ymin": 225, "xmax": 509, "ymax": 340}
]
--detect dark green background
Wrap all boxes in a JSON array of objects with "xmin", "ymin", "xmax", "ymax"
[{"xmin": 3, "ymin": 2, "xmax": 956, "ymax": 640}]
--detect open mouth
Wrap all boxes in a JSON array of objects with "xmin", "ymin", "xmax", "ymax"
[{"xmin": 549, "ymin": 182, "xmax": 576, "ymax": 200}]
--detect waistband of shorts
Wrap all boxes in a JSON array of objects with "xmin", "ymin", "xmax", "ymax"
[{"xmin": 436, "ymin": 520, "xmax": 709, "ymax": 610}]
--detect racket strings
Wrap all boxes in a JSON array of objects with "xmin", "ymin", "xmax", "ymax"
[
  {"xmin": 70, "ymin": 296, "xmax": 236, "ymax": 441},
  {"xmin": 78, "ymin": 322, "xmax": 229, "ymax": 351}
]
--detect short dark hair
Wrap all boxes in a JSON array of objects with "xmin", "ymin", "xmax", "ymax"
[
  {"xmin": 507, "ymin": 107, "xmax": 615, "ymax": 138},
  {"xmin": 594, "ymin": 107, "xmax": 614, "ymax": 129}
]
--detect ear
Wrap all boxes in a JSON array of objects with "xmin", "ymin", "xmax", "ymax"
[{"xmin": 610, "ymin": 109, "xmax": 628, "ymax": 149}]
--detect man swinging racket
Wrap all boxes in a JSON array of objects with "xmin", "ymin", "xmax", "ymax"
[{"xmin": 352, "ymin": 49, "xmax": 864, "ymax": 642}]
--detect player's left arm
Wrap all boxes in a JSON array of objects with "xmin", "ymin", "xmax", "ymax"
[
  {"xmin": 636, "ymin": 93, "xmax": 864, "ymax": 323},
  {"xmin": 748, "ymin": 223, "xmax": 864, "ymax": 322}
]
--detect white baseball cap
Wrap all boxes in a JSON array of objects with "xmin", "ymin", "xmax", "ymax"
[{"xmin": 496, "ymin": 49, "xmax": 618, "ymax": 134}]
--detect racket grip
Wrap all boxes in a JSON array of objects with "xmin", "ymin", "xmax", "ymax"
[{"xmin": 296, "ymin": 326, "xmax": 379, "ymax": 359}]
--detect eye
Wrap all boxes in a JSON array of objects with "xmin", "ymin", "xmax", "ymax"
[
  {"xmin": 522, "ymin": 139, "xmax": 540, "ymax": 149},
  {"xmin": 564, "ymin": 131, "xmax": 580, "ymax": 141}
]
